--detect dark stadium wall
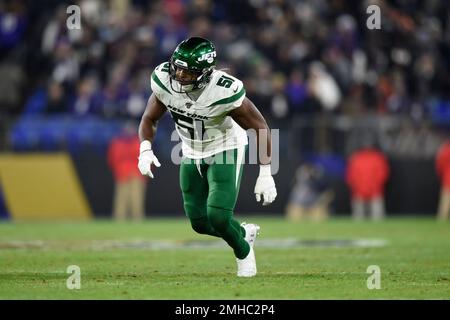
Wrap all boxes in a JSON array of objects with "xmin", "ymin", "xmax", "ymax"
[
  {"xmin": 72, "ymin": 154, "xmax": 441, "ymax": 217},
  {"xmin": 71, "ymin": 153, "xmax": 115, "ymax": 217},
  {"xmin": 384, "ymin": 159, "xmax": 440, "ymax": 215}
]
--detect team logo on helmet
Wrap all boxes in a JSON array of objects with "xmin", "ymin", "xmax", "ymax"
[{"xmin": 197, "ymin": 51, "xmax": 217, "ymax": 64}]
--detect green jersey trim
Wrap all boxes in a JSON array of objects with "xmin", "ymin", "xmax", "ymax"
[
  {"xmin": 152, "ymin": 71, "xmax": 172, "ymax": 95},
  {"xmin": 207, "ymin": 87, "xmax": 245, "ymax": 107}
]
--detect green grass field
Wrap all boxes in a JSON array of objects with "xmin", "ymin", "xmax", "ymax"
[{"xmin": 0, "ymin": 216, "xmax": 449, "ymax": 299}]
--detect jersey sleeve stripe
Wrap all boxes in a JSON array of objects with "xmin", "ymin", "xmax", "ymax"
[
  {"xmin": 207, "ymin": 87, "xmax": 245, "ymax": 107},
  {"xmin": 151, "ymin": 71, "xmax": 172, "ymax": 95}
]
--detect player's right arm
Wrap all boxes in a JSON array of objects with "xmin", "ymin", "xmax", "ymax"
[
  {"xmin": 137, "ymin": 93, "xmax": 167, "ymax": 178},
  {"xmin": 139, "ymin": 93, "xmax": 167, "ymax": 143}
]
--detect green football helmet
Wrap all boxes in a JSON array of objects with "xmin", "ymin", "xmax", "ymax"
[{"xmin": 169, "ymin": 37, "xmax": 216, "ymax": 93}]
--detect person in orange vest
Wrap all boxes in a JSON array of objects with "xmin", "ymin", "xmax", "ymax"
[
  {"xmin": 346, "ymin": 143, "xmax": 390, "ymax": 221},
  {"xmin": 107, "ymin": 122, "xmax": 146, "ymax": 221},
  {"xmin": 436, "ymin": 140, "xmax": 450, "ymax": 220}
]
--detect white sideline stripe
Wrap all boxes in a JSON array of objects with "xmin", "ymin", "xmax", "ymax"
[{"xmin": 0, "ymin": 238, "xmax": 387, "ymax": 250}]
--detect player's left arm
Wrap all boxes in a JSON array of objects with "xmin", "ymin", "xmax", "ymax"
[
  {"xmin": 229, "ymin": 97, "xmax": 277, "ymax": 205},
  {"xmin": 229, "ymin": 97, "xmax": 271, "ymax": 164}
]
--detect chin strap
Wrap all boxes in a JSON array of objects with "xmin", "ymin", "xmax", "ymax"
[{"xmin": 169, "ymin": 77, "xmax": 198, "ymax": 94}]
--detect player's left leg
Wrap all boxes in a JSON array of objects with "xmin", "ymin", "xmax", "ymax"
[{"xmin": 206, "ymin": 146, "xmax": 249, "ymax": 260}]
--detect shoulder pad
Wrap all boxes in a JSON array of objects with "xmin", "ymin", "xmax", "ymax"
[
  {"xmin": 151, "ymin": 62, "xmax": 172, "ymax": 97},
  {"xmin": 205, "ymin": 71, "xmax": 246, "ymax": 110}
]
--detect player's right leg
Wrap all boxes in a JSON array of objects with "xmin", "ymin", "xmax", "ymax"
[{"xmin": 180, "ymin": 157, "xmax": 220, "ymax": 237}]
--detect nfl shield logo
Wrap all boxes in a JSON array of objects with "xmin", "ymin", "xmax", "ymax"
[{"xmin": 185, "ymin": 102, "xmax": 193, "ymax": 109}]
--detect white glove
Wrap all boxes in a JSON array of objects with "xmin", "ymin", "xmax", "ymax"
[
  {"xmin": 138, "ymin": 140, "xmax": 161, "ymax": 178},
  {"xmin": 254, "ymin": 164, "xmax": 277, "ymax": 206}
]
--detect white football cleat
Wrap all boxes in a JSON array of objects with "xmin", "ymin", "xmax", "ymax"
[
  {"xmin": 241, "ymin": 222, "xmax": 260, "ymax": 248},
  {"xmin": 236, "ymin": 246, "xmax": 257, "ymax": 277}
]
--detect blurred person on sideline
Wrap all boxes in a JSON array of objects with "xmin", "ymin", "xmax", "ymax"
[
  {"xmin": 286, "ymin": 163, "xmax": 334, "ymax": 222},
  {"xmin": 436, "ymin": 140, "xmax": 450, "ymax": 221},
  {"xmin": 107, "ymin": 122, "xmax": 146, "ymax": 221},
  {"xmin": 346, "ymin": 140, "xmax": 390, "ymax": 221}
]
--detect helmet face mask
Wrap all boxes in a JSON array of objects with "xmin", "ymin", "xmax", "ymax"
[{"xmin": 169, "ymin": 37, "xmax": 216, "ymax": 93}]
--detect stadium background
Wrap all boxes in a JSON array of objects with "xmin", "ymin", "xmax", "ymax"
[{"xmin": 0, "ymin": 0, "xmax": 449, "ymax": 220}]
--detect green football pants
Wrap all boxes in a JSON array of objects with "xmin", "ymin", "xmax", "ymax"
[{"xmin": 180, "ymin": 146, "xmax": 249, "ymax": 259}]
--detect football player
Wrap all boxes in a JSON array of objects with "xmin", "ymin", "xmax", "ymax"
[{"xmin": 138, "ymin": 37, "xmax": 277, "ymax": 277}]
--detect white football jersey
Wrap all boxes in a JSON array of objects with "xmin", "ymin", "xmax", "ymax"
[{"xmin": 150, "ymin": 62, "xmax": 248, "ymax": 159}]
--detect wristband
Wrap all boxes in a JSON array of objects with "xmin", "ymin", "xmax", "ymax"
[{"xmin": 140, "ymin": 140, "xmax": 152, "ymax": 154}]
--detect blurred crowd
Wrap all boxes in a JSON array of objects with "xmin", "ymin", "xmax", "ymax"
[
  {"xmin": 1, "ymin": 0, "xmax": 449, "ymax": 218},
  {"xmin": 0, "ymin": 0, "xmax": 449, "ymax": 156}
]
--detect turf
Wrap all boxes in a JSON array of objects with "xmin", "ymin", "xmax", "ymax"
[{"xmin": 0, "ymin": 216, "xmax": 449, "ymax": 299}]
